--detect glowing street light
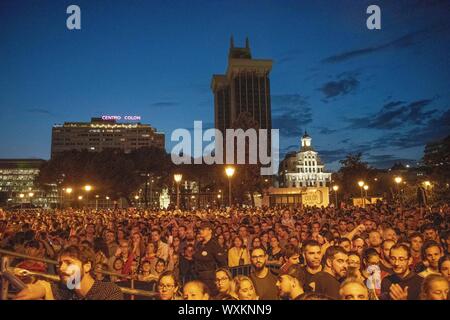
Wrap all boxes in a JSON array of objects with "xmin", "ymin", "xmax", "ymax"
[
  {"xmin": 174, "ymin": 174, "xmax": 182, "ymax": 209},
  {"xmin": 394, "ymin": 176, "xmax": 403, "ymax": 206},
  {"xmin": 332, "ymin": 185, "xmax": 339, "ymax": 208},
  {"xmin": 66, "ymin": 188, "xmax": 73, "ymax": 194},
  {"xmin": 78, "ymin": 195, "xmax": 83, "ymax": 200},
  {"xmin": 84, "ymin": 185, "xmax": 92, "ymax": 208},
  {"xmin": 225, "ymin": 166, "xmax": 235, "ymax": 207},
  {"xmin": 357, "ymin": 181, "xmax": 365, "ymax": 208},
  {"xmin": 363, "ymin": 185, "xmax": 369, "ymax": 205},
  {"xmin": 19, "ymin": 193, "xmax": 24, "ymax": 198}
]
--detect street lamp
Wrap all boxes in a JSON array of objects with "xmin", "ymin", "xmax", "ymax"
[
  {"xmin": 78, "ymin": 195, "xmax": 83, "ymax": 200},
  {"xmin": 332, "ymin": 185, "xmax": 339, "ymax": 208},
  {"xmin": 134, "ymin": 195, "xmax": 139, "ymax": 208},
  {"xmin": 105, "ymin": 196, "xmax": 110, "ymax": 208},
  {"xmin": 357, "ymin": 181, "xmax": 365, "ymax": 208},
  {"xmin": 84, "ymin": 185, "xmax": 92, "ymax": 208},
  {"xmin": 95, "ymin": 195, "xmax": 99, "ymax": 210},
  {"xmin": 225, "ymin": 166, "xmax": 235, "ymax": 207},
  {"xmin": 174, "ymin": 174, "xmax": 182, "ymax": 209},
  {"xmin": 19, "ymin": 193, "xmax": 24, "ymax": 209},
  {"xmin": 363, "ymin": 185, "xmax": 369, "ymax": 206}
]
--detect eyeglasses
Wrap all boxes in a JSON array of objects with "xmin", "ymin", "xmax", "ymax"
[
  {"xmin": 158, "ymin": 284, "xmax": 175, "ymax": 290},
  {"xmin": 215, "ymin": 277, "xmax": 229, "ymax": 283},
  {"xmin": 390, "ymin": 257, "xmax": 408, "ymax": 263},
  {"xmin": 251, "ymin": 255, "xmax": 265, "ymax": 259}
]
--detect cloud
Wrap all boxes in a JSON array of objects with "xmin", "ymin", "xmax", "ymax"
[
  {"xmin": 322, "ymin": 23, "xmax": 450, "ymax": 64},
  {"xmin": 150, "ymin": 101, "xmax": 179, "ymax": 107},
  {"xmin": 319, "ymin": 74, "xmax": 359, "ymax": 99},
  {"xmin": 272, "ymin": 94, "xmax": 312, "ymax": 137},
  {"xmin": 26, "ymin": 108, "xmax": 53, "ymax": 115},
  {"xmin": 371, "ymin": 108, "xmax": 450, "ymax": 149},
  {"xmin": 347, "ymin": 98, "xmax": 437, "ymax": 130},
  {"xmin": 315, "ymin": 127, "xmax": 339, "ymax": 135}
]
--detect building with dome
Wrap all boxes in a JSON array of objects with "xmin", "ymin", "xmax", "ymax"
[{"xmin": 278, "ymin": 132, "xmax": 332, "ymax": 188}]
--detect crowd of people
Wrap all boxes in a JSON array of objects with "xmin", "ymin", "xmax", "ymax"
[{"xmin": 0, "ymin": 201, "xmax": 449, "ymax": 300}]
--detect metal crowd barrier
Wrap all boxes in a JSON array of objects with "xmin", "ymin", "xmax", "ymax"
[
  {"xmin": 178, "ymin": 263, "xmax": 280, "ymax": 286},
  {"xmin": 0, "ymin": 248, "xmax": 158, "ymax": 300}
]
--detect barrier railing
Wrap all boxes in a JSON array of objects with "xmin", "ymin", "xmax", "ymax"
[
  {"xmin": 1, "ymin": 248, "xmax": 282, "ymax": 300},
  {"xmin": 0, "ymin": 249, "xmax": 158, "ymax": 300}
]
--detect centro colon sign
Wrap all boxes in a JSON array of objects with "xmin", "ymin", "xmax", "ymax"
[{"xmin": 102, "ymin": 115, "xmax": 141, "ymax": 121}]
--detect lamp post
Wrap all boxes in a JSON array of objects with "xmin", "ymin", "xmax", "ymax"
[
  {"xmin": 363, "ymin": 185, "xmax": 369, "ymax": 206},
  {"xmin": 95, "ymin": 195, "xmax": 99, "ymax": 210},
  {"xmin": 28, "ymin": 192, "xmax": 34, "ymax": 207},
  {"xmin": 19, "ymin": 193, "xmax": 24, "ymax": 209},
  {"xmin": 358, "ymin": 181, "xmax": 364, "ymax": 208},
  {"xmin": 225, "ymin": 166, "xmax": 235, "ymax": 207},
  {"xmin": 84, "ymin": 185, "xmax": 92, "ymax": 208},
  {"xmin": 134, "ymin": 195, "xmax": 139, "ymax": 208},
  {"xmin": 174, "ymin": 174, "xmax": 182, "ymax": 209},
  {"xmin": 332, "ymin": 185, "xmax": 339, "ymax": 208},
  {"xmin": 65, "ymin": 188, "xmax": 73, "ymax": 208},
  {"xmin": 394, "ymin": 177, "xmax": 402, "ymax": 204},
  {"xmin": 105, "ymin": 196, "xmax": 110, "ymax": 209}
]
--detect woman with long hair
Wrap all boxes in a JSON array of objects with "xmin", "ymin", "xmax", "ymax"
[
  {"xmin": 234, "ymin": 275, "xmax": 259, "ymax": 300},
  {"xmin": 214, "ymin": 268, "xmax": 238, "ymax": 300},
  {"xmin": 228, "ymin": 236, "xmax": 250, "ymax": 267}
]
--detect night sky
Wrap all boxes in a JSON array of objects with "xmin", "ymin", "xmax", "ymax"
[{"xmin": 1, "ymin": 0, "xmax": 449, "ymax": 171}]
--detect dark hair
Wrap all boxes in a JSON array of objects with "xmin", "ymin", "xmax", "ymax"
[
  {"xmin": 250, "ymin": 246, "xmax": 267, "ymax": 256},
  {"xmin": 421, "ymin": 223, "xmax": 437, "ymax": 233},
  {"xmin": 421, "ymin": 240, "xmax": 442, "ymax": 261},
  {"xmin": 25, "ymin": 240, "xmax": 41, "ymax": 249},
  {"xmin": 409, "ymin": 232, "xmax": 423, "ymax": 242},
  {"xmin": 59, "ymin": 245, "xmax": 97, "ymax": 275},
  {"xmin": 438, "ymin": 254, "xmax": 450, "ymax": 273},
  {"xmin": 158, "ymin": 270, "xmax": 179, "ymax": 288},
  {"xmin": 302, "ymin": 240, "xmax": 320, "ymax": 253},
  {"xmin": 324, "ymin": 246, "xmax": 347, "ymax": 264},
  {"xmin": 298, "ymin": 292, "xmax": 333, "ymax": 300},
  {"xmin": 283, "ymin": 244, "xmax": 300, "ymax": 259},
  {"xmin": 390, "ymin": 243, "xmax": 411, "ymax": 259},
  {"xmin": 94, "ymin": 237, "xmax": 109, "ymax": 258},
  {"xmin": 362, "ymin": 248, "xmax": 379, "ymax": 264}
]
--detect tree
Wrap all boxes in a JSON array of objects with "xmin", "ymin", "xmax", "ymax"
[
  {"xmin": 422, "ymin": 135, "xmax": 450, "ymax": 203},
  {"xmin": 334, "ymin": 153, "xmax": 376, "ymax": 201},
  {"xmin": 36, "ymin": 147, "xmax": 170, "ymax": 204}
]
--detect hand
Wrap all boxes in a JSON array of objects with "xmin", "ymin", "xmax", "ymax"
[
  {"xmin": 389, "ymin": 284, "xmax": 408, "ymax": 300},
  {"xmin": 15, "ymin": 283, "xmax": 46, "ymax": 300}
]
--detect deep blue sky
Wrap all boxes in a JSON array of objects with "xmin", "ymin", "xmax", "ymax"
[{"xmin": 1, "ymin": 0, "xmax": 449, "ymax": 171}]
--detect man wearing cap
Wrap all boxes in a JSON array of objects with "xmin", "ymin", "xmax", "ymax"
[{"xmin": 193, "ymin": 221, "xmax": 227, "ymax": 296}]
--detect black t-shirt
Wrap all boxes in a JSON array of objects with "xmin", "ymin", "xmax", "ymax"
[
  {"xmin": 50, "ymin": 280, "xmax": 124, "ymax": 300},
  {"xmin": 193, "ymin": 238, "xmax": 227, "ymax": 276},
  {"xmin": 310, "ymin": 271, "xmax": 340, "ymax": 300},
  {"xmin": 250, "ymin": 269, "xmax": 279, "ymax": 300},
  {"xmin": 290, "ymin": 265, "xmax": 318, "ymax": 293},
  {"xmin": 380, "ymin": 272, "xmax": 423, "ymax": 300}
]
